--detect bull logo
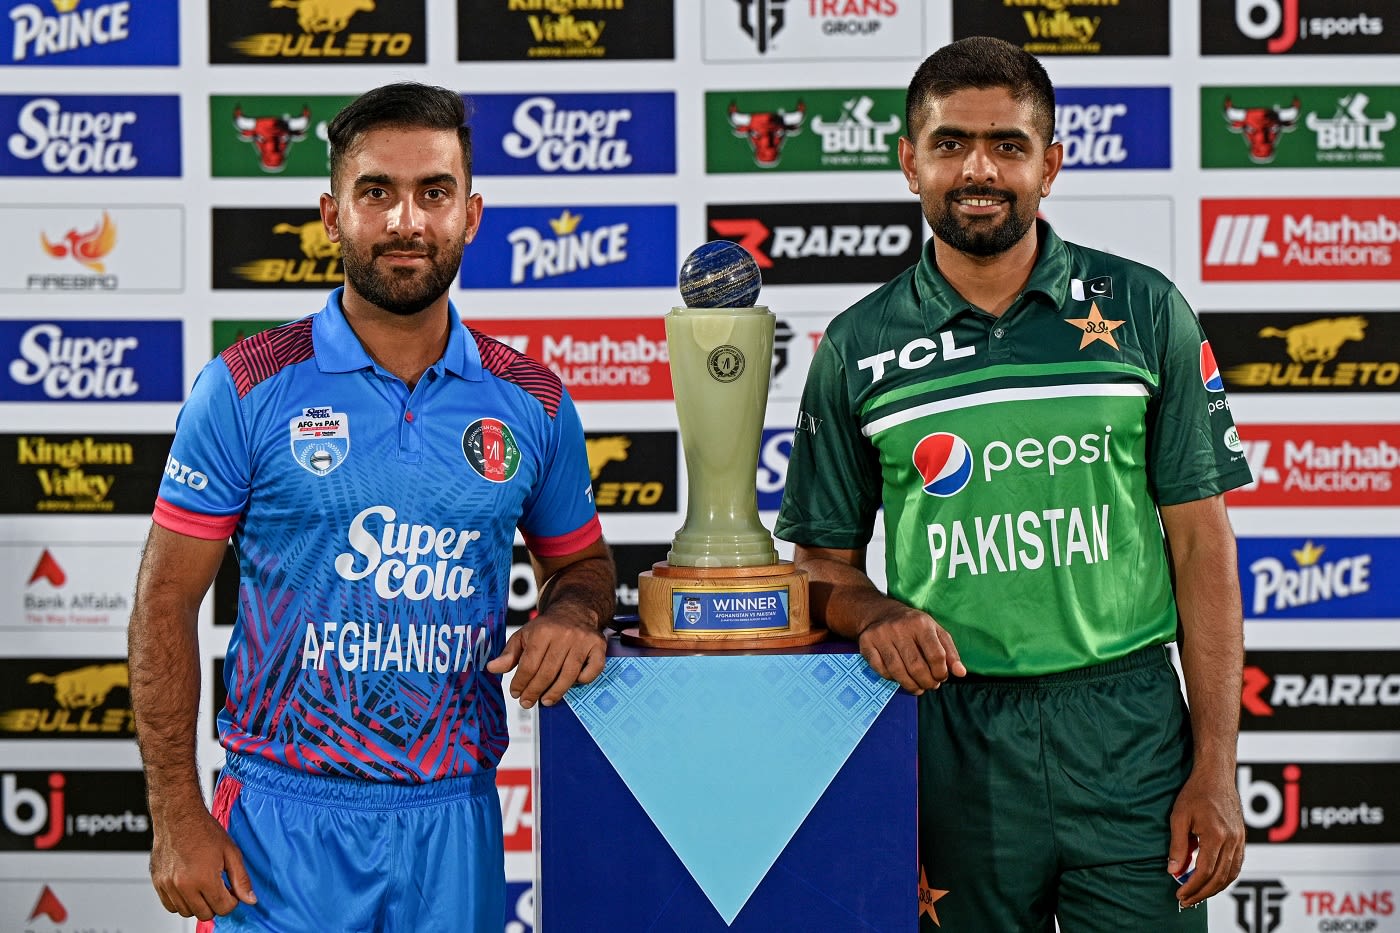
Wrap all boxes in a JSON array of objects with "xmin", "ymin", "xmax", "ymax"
[
  {"xmin": 1223, "ymin": 96, "xmax": 1300, "ymax": 163},
  {"xmin": 273, "ymin": 220, "xmax": 340, "ymax": 259},
  {"xmin": 234, "ymin": 105, "xmax": 312, "ymax": 172},
  {"xmin": 729, "ymin": 100, "xmax": 805, "ymax": 168},
  {"xmin": 40, "ymin": 211, "xmax": 116, "ymax": 273},
  {"xmin": 269, "ymin": 0, "xmax": 375, "ymax": 34},
  {"xmin": 28, "ymin": 663, "xmax": 128, "ymax": 709},
  {"xmin": 586, "ymin": 436, "xmax": 630, "ymax": 479},
  {"xmin": 1258, "ymin": 316, "xmax": 1367, "ymax": 363}
]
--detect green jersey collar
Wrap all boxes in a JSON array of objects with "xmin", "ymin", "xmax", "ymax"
[{"xmin": 914, "ymin": 218, "xmax": 1071, "ymax": 328}]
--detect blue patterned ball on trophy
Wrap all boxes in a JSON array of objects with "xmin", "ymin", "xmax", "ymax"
[{"xmin": 678, "ymin": 240, "xmax": 762, "ymax": 309}]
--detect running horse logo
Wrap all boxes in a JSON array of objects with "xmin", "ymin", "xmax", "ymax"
[
  {"xmin": 586, "ymin": 436, "xmax": 631, "ymax": 480},
  {"xmin": 1258, "ymin": 316, "xmax": 1367, "ymax": 363}
]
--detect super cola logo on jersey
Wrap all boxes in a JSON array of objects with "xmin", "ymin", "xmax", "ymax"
[
  {"xmin": 1202, "ymin": 198, "xmax": 1400, "ymax": 280},
  {"xmin": 0, "ymin": 94, "xmax": 180, "ymax": 177}
]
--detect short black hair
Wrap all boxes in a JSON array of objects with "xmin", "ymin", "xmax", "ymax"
[
  {"xmin": 905, "ymin": 36, "xmax": 1056, "ymax": 145},
  {"xmin": 326, "ymin": 82, "xmax": 473, "ymax": 193}
]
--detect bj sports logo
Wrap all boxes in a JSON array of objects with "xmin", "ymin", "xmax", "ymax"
[
  {"xmin": 0, "ymin": 769, "xmax": 151, "ymax": 851},
  {"xmin": 1054, "ymin": 87, "xmax": 1171, "ymax": 169},
  {"xmin": 1201, "ymin": 0, "xmax": 1399, "ymax": 55},
  {"xmin": 1229, "ymin": 423, "xmax": 1400, "ymax": 506},
  {"xmin": 1238, "ymin": 762, "xmax": 1398, "ymax": 844},
  {"xmin": 701, "ymin": 0, "xmax": 921, "ymax": 62},
  {"xmin": 1, "ymin": 320, "xmax": 184, "ymax": 402},
  {"xmin": 1, "ymin": 0, "xmax": 179, "ymax": 66},
  {"xmin": 459, "ymin": 205, "xmax": 676, "ymax": 289},
  {"xmin": 0, "ymin": 94, "xmax": 180, "ymax": 177},
  {"xmin": 1239, "ymin": 536, "xmax": 1398, "ymax": 620},
  {"xmin": 1241, "ymin": 649, "xmax": 1400, "ymax": 731},
  {"xmin": 469, "ymin": 317, "xmax": 671, "ymax": 402},
  {"xmin": 1201, "ymin": 198, "xmax": 1400, "ymax": 281},
  {"xmin": 705, "ymin": 201, "xmax": 922, "ymax": 285},
  {"xmin": 469, "ymin": 92, "xmax": 675, "ymax": 176}
]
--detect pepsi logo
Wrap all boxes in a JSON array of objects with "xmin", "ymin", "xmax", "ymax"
[
  {"xmin": 1200, "ymin": 340, "xmax": 1224, "ymax": 392},
  {"xmin": 913, "ymin": 432, "xmax": 973, "ymax": 497}
]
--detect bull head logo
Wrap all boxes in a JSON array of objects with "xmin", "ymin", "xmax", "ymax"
[
  {"xmin": 234, "ymin": 105, "xmax": 312, "ymax": 172},
  {"xmin": 729, "ymin": 100, "xmax": 805, "ymax": 168},
  {"xmin": 1223, "ymin": 96, "xmax": 1301, "ymax": 164}
]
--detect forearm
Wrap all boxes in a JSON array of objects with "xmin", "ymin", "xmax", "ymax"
[
  {"xmin": 129, "ymin": 594, "xmax": 205, "ymax": 818},
  {"xmin": 538, "ymin": 555, "xmax": 616, "ymax": 630},
  {"xmin": 797, "ymin": 548, "xmax": 905, "ymax": 641}
]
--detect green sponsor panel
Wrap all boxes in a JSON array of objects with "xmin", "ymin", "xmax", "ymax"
[
  {"xmin": 210, "ymin": 95, "xmax": 356, "ymax": 177},
  {"xmin": 1201, "ymin": 85, "xmax": 1400, "ymax": 169},
  {"xmin": 705, "ymin": 89, "xmax": 905, "ymax": 174},
  {"xmin": 212, "ymin": 320, "xmax": 290, "ymax": 356}
]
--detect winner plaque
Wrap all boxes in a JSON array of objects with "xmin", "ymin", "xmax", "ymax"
[{"xmin": 629, "ymin": 242, "xmax": 818, "ymax": 650}]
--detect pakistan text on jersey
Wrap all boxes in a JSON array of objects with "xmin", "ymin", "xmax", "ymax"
[
  {"xmin": 300, "ymin": 621, "xmax": 493, "ymax": 673},
  {"xmin": 927, "ymin": 505, "xmax": 1110, "ymax": 579}
]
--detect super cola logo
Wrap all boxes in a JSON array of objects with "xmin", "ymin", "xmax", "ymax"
[
  {"xmin": 0, "ymin": 94, "xmax": 180, "ymax": 176},
  {"xmin": 471, "ymin": 91, "xmax": 675, "ymax": 176}
]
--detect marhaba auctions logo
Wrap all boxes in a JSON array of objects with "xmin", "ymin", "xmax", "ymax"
[
  {"xmin": 1240, "ymin": 438, "xmax": 1396, "ymax": 494},
  {"xmin": 1206, "ymin": 211, "xmax": 1398, "ymax": 270}
]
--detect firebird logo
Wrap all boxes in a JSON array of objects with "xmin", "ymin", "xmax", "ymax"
[{"xmin": 41, "ymin": 212, "xmax": 117, "ymax": 273}]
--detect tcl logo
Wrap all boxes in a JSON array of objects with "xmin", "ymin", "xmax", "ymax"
[{"xmin": 498, "ymin": 768, "xmax": 533, "ymax": 852}]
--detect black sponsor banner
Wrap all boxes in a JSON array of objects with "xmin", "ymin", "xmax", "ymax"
[
  {"xmin": 705, "ymin": 201, "xmax": 923, "ymax": 286},
  {"xmin": 953, "ymin": 0, "xmax": 1169, "ymax": 55},
  {"xmin": 1239, "ymin": 762, "xmax": 1400, "ymax": 844},
  {"xmin": 0, "ymin": 770, "xmax": 151, "ymax": 851},
  {"xmin": 212, "ymin": 657, "xmax": 226, "ymax": 739},
  {"xmin": 2, "ymin": 433, "xmax": 169, "ymax": 516},
  {"xmin": 214, "ymin": 546, "xmax": 238, "ymax": 627},
  {"xmin": 1200, "ymin": 311, "xmax": 1400, "ymax": 393},
  {"xmin": 212, "ymin": 208, "xmax": 344, "ymax": 291},
  {"xmin": 458, "ymin": 0, "xmax": 674, "ymax": 62},
  {"xmin": 209, "ymin": 0, "xmax": 426, "ymax": 64},
  {"xmin": 1242, "ymin": 650, "xmax": 1400, "ymax": 731},
  {"xmin": 586, "ymin": 431, "xmax": 677, "ymax": 513},
  {"xmin": 1201, "ymin": 0, "xmax": 1400, "ymax": 55},
  {"xmin": 508, "ymin": 541, "xmax": 671, "ymax": 626},
  {"xmin": 0, "ymin": 658, "xmax": 133, "ymax": 740}
]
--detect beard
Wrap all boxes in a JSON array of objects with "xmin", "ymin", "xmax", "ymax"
[
  {"xmin": 928, "ymin": 185, "xmax": 1038, "ymax": 258},
  {"xmin": 340, "ymin": 234, "xmax": 465, "ymax": 317}
]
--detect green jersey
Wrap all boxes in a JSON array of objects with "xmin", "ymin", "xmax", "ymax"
[{"xmin": 774, "ymin": 221, "xmax": 1253, "ymax": 676}]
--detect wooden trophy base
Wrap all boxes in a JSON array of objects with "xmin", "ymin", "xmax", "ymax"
[{"xmin": 626, "ymin": 560, "xmax": 821, "ymax": 651}]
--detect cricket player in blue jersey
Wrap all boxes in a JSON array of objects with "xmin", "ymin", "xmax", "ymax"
[{"xmin": 128, "ymin": 83, "xmax": 616, "ymax": 931}]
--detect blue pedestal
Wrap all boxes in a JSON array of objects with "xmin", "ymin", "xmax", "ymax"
[{"xmin": 537, "ymin": 638, "xmax": 916, "ymax": 932}]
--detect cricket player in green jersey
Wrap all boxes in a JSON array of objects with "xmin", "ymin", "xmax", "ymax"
[{"xmin": 774, "ymin": 36, "xmax": 1252, "ymax": 931}]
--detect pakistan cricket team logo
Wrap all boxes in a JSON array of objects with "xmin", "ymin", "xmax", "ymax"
[{"xmin": 463, "ymin": 417, "xmax": 521, "ymax": 483}]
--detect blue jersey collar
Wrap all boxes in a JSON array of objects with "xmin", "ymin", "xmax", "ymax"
[{"xmin": 312, "ymin": 287, "xmax": 483, "ymax": 382}]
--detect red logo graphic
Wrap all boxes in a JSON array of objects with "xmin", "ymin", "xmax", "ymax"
[
  {"xmin": 498, "ymin": 767, "xmax": 533, "ymax": 852},
  {"xmin": 1241, "ymin": 665, "xmax": 1272, "ymax": 716},
  {"xmin": 1223, "ymin": 96, "xmax": 1300, "ymax": 162},
  {"xmin": 28, "ymin": 884, "xmax": 67, "ymax": 922},
  {"xmin": 233, "ymin": 105, "xmax": 311, "ymax": 172},
  {"xmin": 728, "ymin": 100, "xmax": 805, "ymax": 167},
  {"xmin": 41, "ymin": 212, "xmax": 117, "ymax": 273},
  {"xmin": 27, "ymin": 550, "xmax": 66, "ymax": 587}
]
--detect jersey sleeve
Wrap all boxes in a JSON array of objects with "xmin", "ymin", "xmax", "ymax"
[
  {"xmin": 1147, "ymin": 285, "xmax": 1254, "ymax": 505},
  {"xmin": 152, "ymin": 359, "xmax": 251, "ymax": 540},
  {"xmin": 518, "ymin": 389, "xmax": 602, "ymax": 557},
  {"xmin": 773, "ymin": 334, "xmax": 882, "ymax": 549}
]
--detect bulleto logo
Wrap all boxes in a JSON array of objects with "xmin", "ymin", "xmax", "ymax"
[
  {"xmin": 211, "ymin": 0, "xmax": 423, "ymax": 63},
  {"xmin": 212, "ymin": 209, "xmax": 343, "ymax": 289},
  {"xmin": 1202, "ymin": 199, "xmax": 1400, "ymax": 281},
  {"xmin": 1201, "ymin": 312, "xmax": 1400, "ymax": 392}
]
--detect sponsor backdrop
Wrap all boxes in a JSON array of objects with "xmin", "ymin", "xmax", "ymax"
[{"xmin": 1, "ymin": 1, "xmax": 1396, "ymax": 930}]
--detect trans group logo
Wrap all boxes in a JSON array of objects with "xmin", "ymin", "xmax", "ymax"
[
  {"xmin": 702, "ymin": 0, "xmax": 921, "ymax": 62},
  {"xmin": 460, "ymin": 205, "xmax": 676, "ymax": 289},
  {"xmin": 1201, "ymin": 198, "xmax": 1400, "ymax": 281},
  {"xmin": 1054, "ymin": 87, "xmax": 1171, "ymax": 169},
  {"xmin": 0, "ymin": 94, "xmax": 180, "ymax": 177},
  {"xmin": 1, "ymin": 0, "xmax": 179, "ymax": 65},
  {"xmin": 914, "ymin": 433, "xmax": 974, "ymax": 497},
  {"xmin": 705, "ymin": 88, "xmax": 904, "ymax": 173},
  {"xmin": 470, "ymin": 92, "xmax": 675, "ymax": 176},
  {"xmin": 1219, "ymin": 875, "xmax": 1397, "ymax": 933},
  {"xmin": 209, "ymin": 0, "xmax": 425, "ymax": 63},
  {"xmin": 1201, "ymin": 0, "xmax": 1399, "ymax": 55},
  {"xmin": 1202, "ymin": 85, "xmax": 1400, "ymax": 168}
]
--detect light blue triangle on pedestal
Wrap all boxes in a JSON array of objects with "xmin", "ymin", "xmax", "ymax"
[{"xmin": 565, "ymin": 652, "xmax": 897, "ymax": 925}]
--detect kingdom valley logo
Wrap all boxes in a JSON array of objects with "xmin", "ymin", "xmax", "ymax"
[
  {"xmin": 706, "ymin": 201, "xmax": 922, "ymax": 285},
  {"xmin": 702, "ymin": 0, "xmax": 921, "ymax": 62},
  {"xmin": 584, "ymin": 431, "xmax": 678, "ymax": 512},
  {"xmin": 1229, "ymin": 423, "xmax": 1400, "ymax": 506},
  {"xmin": 1201, "ymin": 0, "xmax": 1400, "ymax": 55},
  {"xmin": 0, "ymin": 658, "xmax": 132, "ymax": 739},
  {"xmin": 953, "ymin": 0, "xmax": 1170, "ymax": 56},
  {"xmin": 2, "ymin": 0, "xmax": 179, "ymax": 66},
  {"xmin": 0, "ymin": 433, "xmax": 171, "ymax": 514},
  {"xmin": 457, "ymin": 0, "xmax": 674, "ymax": 61},
  {"xmin": 212, "ymin": 208, "xmax": 342, "ymax": 289},
  {"xmin": 1242, "ymin": 649, "xmax": 1400, "ymax": 731},
  {"xmin": 469, "ymin": 318, "xmax": 671, "ymax": 402},
  {"xmin": 1239, "ymin": 536, "xmax": 1398, "ymax": 620},
  {"xmin": 705, "ymin": 89, "xmax": 904, "ymax": 173},
  {"xmin": 1199, "ymin": 312, "xmax": 1400, "ymax": 391},
  {"xmin": 1238, "ymin": 762, "xmax": 1399, "ymax": 843},
  {"xmin": 0, "ymin": 770, "xmax": 151, "ymax": 851},
  {"xmin": 1202, "ymin": 85, "xmax": 1400, "ymax": 168},
  {"xmin": 210, "ymin": 95, "xmax": 354, "ymax": 177},
  {"xmin": 1202, "ymin": 198, "xmax": 1400, "ymax": 281},
  {"xmin": 209, "ymin": 0, "xmax": 424, "ymax": 63}
]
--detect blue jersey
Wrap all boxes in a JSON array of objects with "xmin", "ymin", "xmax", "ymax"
[{"xmin": 154, "ymin": 290, "xmax": 601, "ymax": 782}]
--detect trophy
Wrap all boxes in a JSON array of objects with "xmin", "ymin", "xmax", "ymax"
[{"xmin": 627, "ymin": 241, "xmax": 819, "ymax": 649}]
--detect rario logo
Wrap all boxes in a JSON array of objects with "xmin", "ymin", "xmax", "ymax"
[
  {"xmin": 706, "ymin": 201, "xmax": 921, "ymax": 285},
  {"xmin": 1203, "ymin": 199, "xmax": 1400, "ymax": 280},
  {"xmin": 1243, "ymin": 663, "xmax": 1400, "ymax": 716},
  {"xmin": 498, "ymin": 767, "xmax": 532, "ymax": 852}
]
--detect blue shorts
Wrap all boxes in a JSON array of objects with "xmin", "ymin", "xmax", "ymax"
[{"xmin": 203, "ymin": 753, "xmax": 504, "ymax": 933}]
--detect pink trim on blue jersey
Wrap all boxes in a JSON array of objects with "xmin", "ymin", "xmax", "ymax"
[
  {"xmin": 524, "ymin": 515, "xmax": 603, "ymax": 558},
  {"xmin": 222, "ymin": 317, "xmax": 315, "ymax": 400},
  {"xmin": 152, "ymin": 498, "xmax": 239, "ymax": 540}
]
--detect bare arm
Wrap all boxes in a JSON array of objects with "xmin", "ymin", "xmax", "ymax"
[
  {"xmin": 1159, "ymin": 495, "xmax": 1246, "ymax": 908},
  {"xmin": 486, "ymin": 537, "xmax": 616, "ymax": 709},
  {"xmin": 128, "ymin": 523, "xmax": 255, "ymax": 920},
  {"xmin": 795, "ymin": 544, "xmax": 964, "ymax": 693}
]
